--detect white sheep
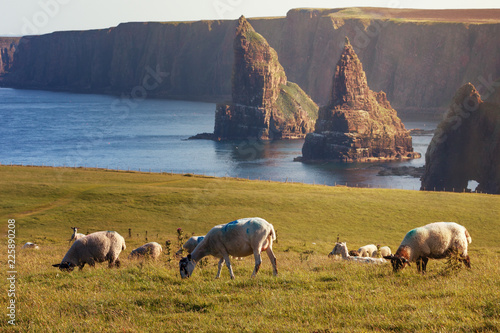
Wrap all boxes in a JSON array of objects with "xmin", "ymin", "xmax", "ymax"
[
  {"xmin": 179, "ymin": 217, "xmax": 278, "ymax": 279},
  {"xmin": 22, "ymin": 242, "xmax": 39, "ymax": 250},
  {"xmin": 373, "ymin": 246, "xmax": 392, "ymax": 258},
  {"xmin": 129, "ymin": 242, "xmax": 163, "ymax": 260},
  {"xmin": 68, "ymin": 227, "xmax": 85, "ymax": 243},
  {"xmin": 53, "ymin": 231, "xmax": 126, "ymax": 271},
  {"xmin": 329, "ymin": 242, "xmax": 386, "ymax": 264},
  {"xmin": 181, "ymin": 236, "xmax": 204, "ymax": 254},
  {"xmin": 357, "ymin": 244, "xmax": 378, "ymax": 257},
  {"xmin": 384, "ymin": 222, "xmax": 472, "ymax": 273}
]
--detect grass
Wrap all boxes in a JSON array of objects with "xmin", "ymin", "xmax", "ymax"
[{"xmin": 1, "ymin": 165, "xmax": 499, "ymax": 332}]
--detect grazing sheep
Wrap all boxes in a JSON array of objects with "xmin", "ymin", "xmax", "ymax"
[
  {"xmin": 384, "ymin": 222, "xmax": 472, "ymax": 273},
  {"xmin": 329, "ymin": 242, "xmax": 386, "ymax": 264},
  {"xmin": 373, "ymin": 246, "xmax": 392, "ymax": 258},
  {"xmin": 129, "ymin": 242, "xmax": 163, "ymax": 260},
  {"xmin": 22, "ymin": 242, "xmax": 39, "ymax": 250},
  {"xmin": 357, "ymin": 244, "xmax": 378, "ymax": 257},
  {"xmin": 181, "ymin": 236, "xmax": 205, "ymax": 254},
  {"xmin": 69, "ymin": 227, "xmax": 85, "ymax": 243},
  {"xmin": 179, "ymin": 217, "xmax": 278, "ymax": 279},
  {"xmin": 53, "ymin": 231, "xmax": 126, "ymax": 272}
]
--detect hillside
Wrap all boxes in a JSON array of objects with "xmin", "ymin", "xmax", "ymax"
[{"xmin": 1, "ymin": 8, "xmax": 500, "ymax": 114}]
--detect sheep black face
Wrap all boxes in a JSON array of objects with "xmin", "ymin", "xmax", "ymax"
[
  {"xmin": 179, "ymin": 255, "xmax": 195, "ymax": 279},
  {"xmin": 52, "ymin": 261, "xmax": 75, "ymax": 272},
  {"xmin": 384, "ymin": 255, "xmax": 410, "ymax": 272}
]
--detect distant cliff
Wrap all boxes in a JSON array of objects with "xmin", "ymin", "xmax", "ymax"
[
  {"xmin": 1, "ymin": 8, "xmax": 500, "ymax": 114},
  {"xmin": 0, "ymin": 37, "xmax": 20, "ymax": 76}
]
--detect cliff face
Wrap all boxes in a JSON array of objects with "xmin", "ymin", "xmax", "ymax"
[
  {"xmin": 421, "ymin": 83, "xmax": 500, "ymax": 194},
  {"xmin": 1, "ymin": 8, "xmax": 500, "ymax": 114},
  {"xmin": 300, "ymin": 38, "xmax": 418, "ymax": 162},
  {"xmin": 213, "ymin": 16, "xmax": 317, "ymax": 140},
  {"xmin": 0, "ymin": 37, "xmax": 20, "ymax": 77}
]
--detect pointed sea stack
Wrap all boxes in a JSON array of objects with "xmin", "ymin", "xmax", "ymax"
[
  {"xmin": 300, "ymin": 37, "xmax": 419, "ymax": 162},
  {"xmin": 213, "ymin": 16, "xmax": 318, "ymax": 140},
  {"xmin": 421, "ymin": 83, "xmax": 500, "ymax": 194}
]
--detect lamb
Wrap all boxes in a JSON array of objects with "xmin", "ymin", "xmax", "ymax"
[
  {"xmin": 53, "ymin": 231, "xmax": 126, "ymax": 271},
  {"xmin": 357, "ymin": 244, "xmax": 378, "ymax": 257},
  {"xmin": 68, "ymin": 227, "xmax": 85, "ymax": 243},
  {"xmin": 129, "ymin": 242, "xmax": 163, "ymax": 260},
  {"xmin": 179, "ymin": 217, "xmax": 278, "ymax": 279},
  {"xmin": 373, "ymin": 246, "xmax": 392, "ymax": 258},
  {"xmin": 329, "ymin": 242, "xmax": 386, "ymax": 264},
  {"xmin": 22, "ymin": 242, "xmax": 39, "ymax": 250},
  {"xmin": 384, "ymin": 222, "xmax": 472, "ymax": 273}
]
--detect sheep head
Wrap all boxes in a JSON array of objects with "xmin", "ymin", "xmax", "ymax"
[
  {"xmin": 52, "ymin": 261, "xmax": 75, "ymax": 272},
  {"xmin": 384, "ymin": 255, "xmax": 410, "ymax": 272},
  {"xmin": 179, "ymin": 254, "xmax": 196, "ymax": 279}
]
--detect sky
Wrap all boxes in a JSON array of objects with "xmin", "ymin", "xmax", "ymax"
[{"xmin": 1, "ymin": 0, "xmax": 500, "ymax": 36}]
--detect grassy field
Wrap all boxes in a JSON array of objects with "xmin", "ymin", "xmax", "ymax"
[{"xmin": 1, "ymin": 165, "xmax": 499, "ymax": 332}]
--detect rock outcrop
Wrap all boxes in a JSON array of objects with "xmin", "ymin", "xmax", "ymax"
[
  {"xmin": 211, "ymin": 16, "xmax": 318, "ymax": 140},
  {"xmin": 0, "ymin": 37, "xmax": 20, "ymax": 76},
  {"xmin": 299, "ymin": 38, "xmax": 419, "ymax": 162},
  {"xmin": 421, "ymin": 83, "xmax": 500, "ymax": 194},
  {"xmin": 1, "ymin": 8, "xmax": 500, "ymax": 115}
]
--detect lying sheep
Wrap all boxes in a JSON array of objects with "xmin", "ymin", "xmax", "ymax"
[
  {"xmin": 329, "ymin": 242, "xmax": 386, "ymax": 264},
  {"xmin": 22, "ymin": 242, "xmax": 39, "ymax": 250},
  {"xmin": 358, "ymin": 244, "xmax": 378, "ymax": 257},
  {"xmin": 384, "ymin": 222, "xmax": 472, "ymax": 273},
  {"xmin": 68, "ymin": 227, "xmax": 85, "ymax": 243},
  {"xmin": 373, "ymin": 246, "xmax": 392, "ymax": 258},
  {"xmin": 179, "ymin": 217, "xmax": 278, "ymax": 279},
  {"xmin": 129, "ymin": 242, "xmax": 163, "ymax": 260},
  {"xmin": 53, "ymin": 231, "xmax": 126, "ymax": 271}
]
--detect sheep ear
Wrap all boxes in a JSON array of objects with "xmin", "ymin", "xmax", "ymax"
[
  {"xmin": 187, "ymin": 254, "xmax": 192, "ymax": 260},
  {"xmin": 383, "ymin": 255, "xmax": 393, "ymax": 260},
  {"xmin": 52, "ymin": 264, "xmax": 60, "ymax": 267}
]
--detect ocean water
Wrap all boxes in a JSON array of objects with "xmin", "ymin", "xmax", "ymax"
[{"xmin": 0, "ymin": 88, "xmax": 438, "ymax": 190}]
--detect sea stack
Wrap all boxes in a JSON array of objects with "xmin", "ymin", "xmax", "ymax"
[
  {"xmin": 300, "ymin": 37, "xmax": 419, "ymax": 162},
  {"xmin": 421, "ymin": 83, "xmax": 500, "ymax": 194},
  {"xmin": 212, "ymin": 16, "xmax": 318, "ymax": 140}
]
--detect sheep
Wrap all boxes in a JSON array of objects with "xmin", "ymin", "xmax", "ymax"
[
  {"xmin": 179, "ymin": 217, "xmax": 278, "ymax": 279},
  {"xmin": 180, "ymin": 236, "xmax": 204, "ymax": 254},
  {"xmin": 129, "ymin": 242, "xmax": 163, "ymax": 260},
  {"xmin": 68, "ymin": 227, "xmax": 85, "ymax": 243},
  {"xmin": 384, "ymin": 222, "xmax": 472, "ymax": 273},
  {"xmin": 357, "ymin": 244, "xmax": 378, "ymax": 257},
  {"xmin": 373, "ymin": 246, "xmax": 392, "ymax": 258},
  {"xmin": 22, "ymin": 242, "xmax": 39, "ymax": 250},
  {"xmin": 329, "ymin": 242, "xmax": 386, "ymax": 264},
  {"xmin": 53, "ymin": 231, "xmax": 126, "ymax": 272}
]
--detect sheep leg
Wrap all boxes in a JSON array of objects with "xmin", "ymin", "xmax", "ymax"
[
  {"xmin": 251, "ymin": 251, "xmax": 262, "ymax": 278},
  {"xmin": 215, "ymin": 258, "xmax": 225, "ymax": 279},
  {"xmin": 420, "ymin": 257, "xmax": 428, "ymax": 273},
  {"xmin": 265, "ymin": 247, "xmax": 278, "ymax": 276},
  {"xmin": 223, "ymin": 256, "xmax": 235, "ymax": 279},
  {"xmin": 416, "ymin": 257, "xmax": 424, "ymax": 273}
]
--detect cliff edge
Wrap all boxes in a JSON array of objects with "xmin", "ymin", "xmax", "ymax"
[
  {"xmin": 421, "ymin": 83, "xmax": 500, "ymax": 194},
  {"xmin": 300, "ymin": 37, "xmax": 419, "ymax": 162}
]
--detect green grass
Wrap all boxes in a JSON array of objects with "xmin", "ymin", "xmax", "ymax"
[{"xmin": 1, "ymin": 166, "xmax": 499, "ymax": 332}]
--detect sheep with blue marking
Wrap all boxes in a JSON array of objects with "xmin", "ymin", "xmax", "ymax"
[
  {"xmin": 53, "ymin": 231, "xmax": 126, "ymax": 271},
  {"xmin": 384, "ymin": 222, "xmax": 472, "ymax": 273},
  {"xmin": 179, "ymin": 217, "xmax": 278, "ymax": 279}
]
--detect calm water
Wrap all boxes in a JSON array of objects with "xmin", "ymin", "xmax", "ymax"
[{"xmin": 0, "ymin": 88, "xmax": 438, "ymax": 190}]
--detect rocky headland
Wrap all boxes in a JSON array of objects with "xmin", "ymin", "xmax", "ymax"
[
  {"xmin": 299, "ymin": 38, "xmax": 419, "ymax": 162},
  {"xmin": 197, "ymin": 16, "xmax": 318, "ymax": 141},
  {"xmin": 421, "ymin": 82, "xmax": 500, "ymax": 194}
]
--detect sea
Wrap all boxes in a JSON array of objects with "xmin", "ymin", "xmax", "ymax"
[{"xmin": 0, "ymin": 88, "xmax": 439, "ymax": 190}]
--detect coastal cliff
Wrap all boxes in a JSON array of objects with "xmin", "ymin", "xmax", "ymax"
[
  {"xmin": 421, "ymin": 83, "xmax": 500, "ymax": 194},
  {"xmin": 212, "ymin": 16, "xmax": 317, "ymax": 140},
  {"xmin": 299, "ymin": 38, "xmax": 418, "ymax": 162},
  {"xmin": 1, "ymin": 8, "xmax": 500, "ymax": 114}
]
